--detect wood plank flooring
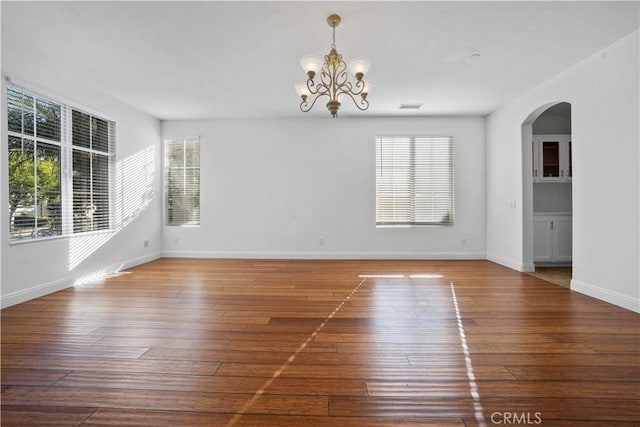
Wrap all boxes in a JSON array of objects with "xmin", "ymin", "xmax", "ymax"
[
  {"xmin": 2, "ymin": 259, "xmax": 639, "ymax": 426},
  {"xmin": 527, "ymin": 267, "xmax": 572, "ymax": 288}
]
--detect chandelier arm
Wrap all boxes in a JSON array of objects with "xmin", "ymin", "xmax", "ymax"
[
  {"xmin": 317, "ymin": 68, "xmax": 336, "ymax": 100},
  {"xmin": 340, "ymin": 91, "xmax": 370, "ymax": 111},
  {"xmin": 319, "ymin": 68, "xmax": 333, "ymax": 91},
  {"xmin": 328, "ymin": 61, "xmax": 349, "ymax": 100},
  {"xmin": 312, "ymin": 82, "xmax": 331, "ymax": 97},
  {"xmin": 336, "ymin": 81, "xmax": 354, "ymax": 96},
  {"xmin": 351, "ymin": 79, "xmax": 366, "ymax": 95},
  {"xmin": 335, "ymin": 62, "xmax": 369, "ymax": 98},
  {"xmin": 306, "ymin": 79, "xmax": 323, "ymax": 96},
  {"xmin": 334, "ymin": 61, "xmax": 349, "ymax": 87},
  {"xmin": 339, "ymin": 79, "xmax": 366, "ymax": 95},
  {"xmin": 318, "ymin": 71, "xmax": 333, "ymax": 94},
  {"xmin": 300, "ymin": 93, "xmax": 328, "ymax": 113}
]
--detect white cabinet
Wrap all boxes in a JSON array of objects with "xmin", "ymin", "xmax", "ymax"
[
  {"xmin": 533, "ymin": 214, "xmax": 572, "ymax": 264},
  {"xmin": 533, "ymin": 218, "xmax": 553, "ymax": 262},
  {"xmin": 532, "ymin": 135, "xmax": 572, "ymax": 182}
]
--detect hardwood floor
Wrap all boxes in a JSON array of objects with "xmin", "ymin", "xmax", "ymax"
[
  {"xmin": 2, "ymin": 259, "xmax": 639, "ymax": 426},
  {"xmin": 528, "ymin": 267, "xmax": 572, "ymax": 288}
]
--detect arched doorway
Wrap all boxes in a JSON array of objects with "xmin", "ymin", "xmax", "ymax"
[{"xmin": 522, "ymin": 102, "xmax": 572, "ymax": 286}]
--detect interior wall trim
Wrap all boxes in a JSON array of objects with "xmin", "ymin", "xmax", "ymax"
[
  {"xmin": 486, "ymin": 253, "xmax": 525, "ymax": 272},
  {"xmin": 0, "ymin": 251, "xmax": 162, "ymax": 309},
  {"xmin": 161, "ymin": 250, "xmax": 487, "ymax": 260},
  {"xmin": 1, "ymin": 277, "xmax": 69, "ymax": 309},
  {"xmin": 571, "ymin": 278, "xmax": 640, "ymax": 314}
]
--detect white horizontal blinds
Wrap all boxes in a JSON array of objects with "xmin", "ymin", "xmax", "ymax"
[
  {"xmin": 414, "ymin": 136, "xmax": 454, "ymax": 224},
  {"xmin": 166, "ymin": 139, "xmax": 200, "ymax": 226},
  {"xmin": 7, "ymin": 87, "xmax": 64, "ymax": 239},
  {"xmin": 376, "ymin": 136, "xmax": 454, "ymax": 226},
  {"xmin": 376, "ymin": 137, "xmax": 412, "ymax": 224},
  {"xmin": 71, "ymin": 110, "xmax": 113, "ymax": 233}
]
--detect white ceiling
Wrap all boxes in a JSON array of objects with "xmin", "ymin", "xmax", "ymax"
[{"xmin": 2, "ymin": 1, "xmax": 638, "ymax": 120}]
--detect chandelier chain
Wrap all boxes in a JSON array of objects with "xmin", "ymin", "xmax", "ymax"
[{"xmin": 332, "ymin": 26, "xmax": 336, "ymax": 50}]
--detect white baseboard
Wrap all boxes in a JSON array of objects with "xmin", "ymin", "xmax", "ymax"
[
  {"xmin": 1, "ymin": 251, "xmax": 162, "ymax": 309},
  {"xmin": 486, "ymin": 253, "xmax": 526, "ymax": 272},
  {"xmin": 571, "ymin": 278, "xmax": 640, "ymax": 313},
  {"xmin": 120, "ymin": 251, "xmax": 162, "ymax": 270},
  {"xmin": 1, "ymin": 277, "xmax": 70, "ymax": 309},
  {"xmin": 162, "ymin": 250, "xmax": 486, "ymax": 260}
]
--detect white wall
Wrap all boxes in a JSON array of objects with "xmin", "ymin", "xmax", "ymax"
[
  {"xmin": 162, "ymin": 116, "xmax": 486, "ymax": 259},
  {"xmin": 1, "ymin": 72, "xmax": 163, "ymax": 307},
  {"xmin": 486, "ymin": 30, "xmax": 639, "ymax": 312},
  {"xmin": 533, "ymin": 116, "xmax": 571, "ymax": 134},
  {"xmin": 533, "ymin": 183, "xmax": 572, "ymax": 213}
]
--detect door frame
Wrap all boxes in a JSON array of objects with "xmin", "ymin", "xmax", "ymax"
[{"xmin": 521, "ymin": 102, "xmax": 571, "ymax": 272}]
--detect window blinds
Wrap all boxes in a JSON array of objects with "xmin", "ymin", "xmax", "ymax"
[
  {"xmin": 166, "ymin": 139, "xmax": 200, "ymax": 226},
  {"xmin": 72, "ymin": 110, "xmax": 113, "ymax": 233},
  {"xmin": 376, "ymin": 136, "xmax": 454, "ymax": 226}
]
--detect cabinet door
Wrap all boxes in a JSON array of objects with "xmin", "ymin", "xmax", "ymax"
[
  {"xmin": 552, "ymin": 217, "xmax": 572, "ymax": 262},
  {"xmin": 541, "ymin": 140, "xmax": 561, "ymax": 178},
  {"xmin": 533, "ymin": 217, "xmax": 553, "ymax": 262},
  {"xmin": 534, "ymin": 135, "xmax": 572, "ymax": 182},
  {"xmin": 532, "ymin": 140, "xmax": 540, "ymax": 180},
  {"xmin": 565, "ymin": 139, "xmax": 572, "ymax": 179}
]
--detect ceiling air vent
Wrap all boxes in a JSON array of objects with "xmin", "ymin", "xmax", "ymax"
[{"xmin": 399, "ymin": 103, "xmax": 423, "ymax": 110}]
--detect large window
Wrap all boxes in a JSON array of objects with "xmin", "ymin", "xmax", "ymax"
[
  {"xmin": 71, "ymin": 110, "xmax": 112, "ymax": 233},
  {"xmin": 165, "ymin": 138, "xmax": 200, "ymax": 226},
  {"xmin": 7, "ymin": 86, "xmax": 115, "ymax": 241},
  {"xmin": 376, "ymin": 136, "xmax": 454, "ymax": 226}
]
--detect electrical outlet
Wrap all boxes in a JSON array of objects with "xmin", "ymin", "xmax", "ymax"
[
  {"xmin": 318, "ymin": 237, "xmax": 325, "ymax": 246},
  {"xmin": 144, "ymin": 240, "xmax": 149, "ymax": 248}
]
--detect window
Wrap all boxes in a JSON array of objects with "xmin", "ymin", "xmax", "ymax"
[
  {"xmin": 71, "ymin": 110, "xmax": 112, "ymax": 233},
  {"xmin": 7, "ymin": 85, "xmax": 115, "ymax": 241},
  {"xmin": 165, "ymin": 138, "xmax": 200, "ymax": 226},
  {"xmin": 376, "ymin": 136, "xmax": 454, "ymax": 226}
]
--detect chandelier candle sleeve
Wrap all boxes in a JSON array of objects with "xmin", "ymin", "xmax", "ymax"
[{"xmin": 296, "ymin": 14, "xmax": 371, "ymax": 118}]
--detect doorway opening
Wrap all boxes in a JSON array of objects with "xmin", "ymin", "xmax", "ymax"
[{"xmin": 522, "ymin": 102, "xmax": 572, "ymax": 287}]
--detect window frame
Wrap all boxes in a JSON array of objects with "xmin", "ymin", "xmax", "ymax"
[
  {"xmin": 164, "ymin": 138, "xmax": 201, "ymax": 227},
  {"xmin": 6, "ymin": 84, "xmax": 116, "ymax": 244},
  {"xmin": 375, "ymin": 135, "xmax": 455, "ymax": 227}
]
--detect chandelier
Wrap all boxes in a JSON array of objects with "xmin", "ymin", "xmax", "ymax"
[{"xmin": 295, "ymin": 14, "xmax": 372, "ymax": 118}]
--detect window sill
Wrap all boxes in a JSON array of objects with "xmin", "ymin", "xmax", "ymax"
[
  {"xmin": 9, "ymin": 228, "xmax": 114, "ymax": 245},
  {"xmin": 376, "ymin": 223, "xmax": 455, "ymax": 228}
]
